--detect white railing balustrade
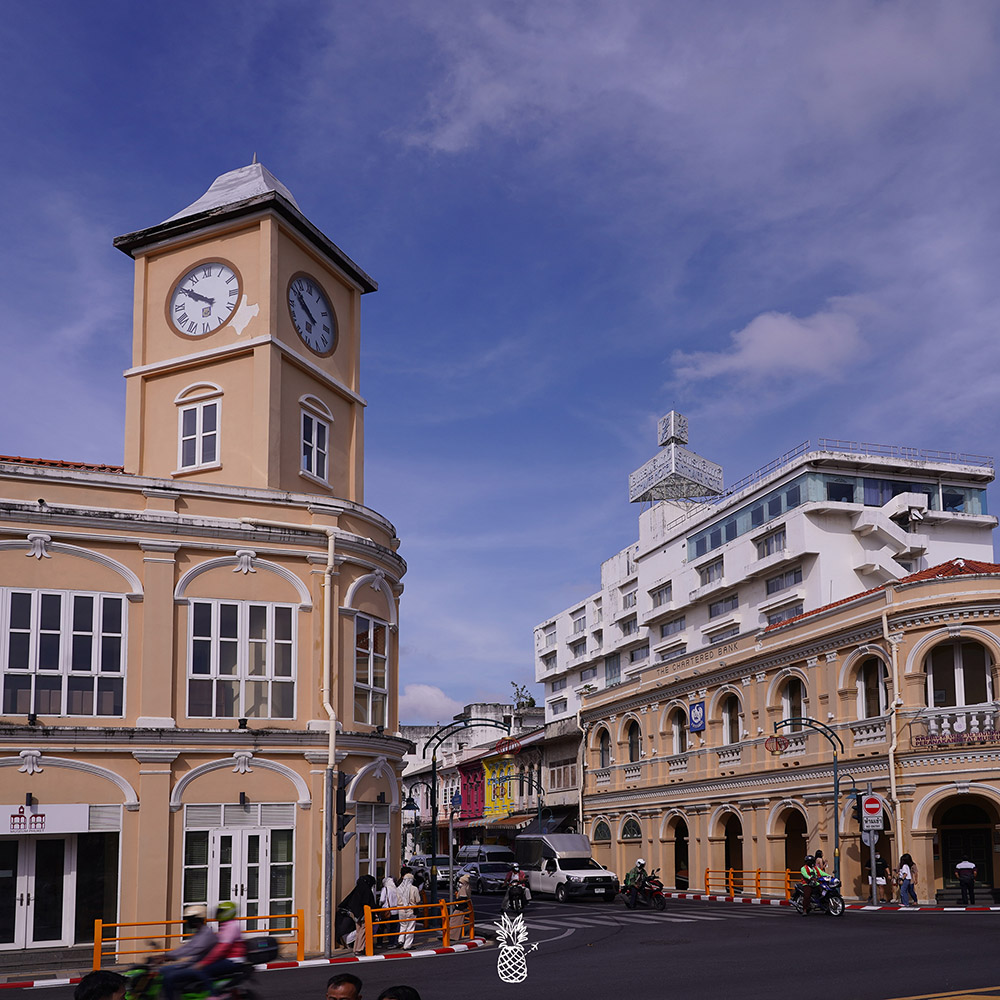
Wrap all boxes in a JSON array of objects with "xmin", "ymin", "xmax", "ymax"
[
  {"xmin": 850, "ymin": 719, "xmax": 887, "ymax": 745},
  {"xmin": 716, "ymin": 746, "xmax": 742, "ymax": 766},
  {"xmin": 666, "ymin": 753, "xmax": 689, "ymax": 773},
  {"xmin": 622, "ymin": 763, "xmax": 643, "ymax": 781},
  {"xmin": 593, "ymin": 768, "xmax": 611, "ymax": 785},
  {"xmin": 922, "ymin": 705, "xmax": 999, "ymax": 742}
]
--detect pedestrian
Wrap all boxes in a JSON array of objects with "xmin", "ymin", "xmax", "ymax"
[
  {"xmin": 456, "ymin": 870, "xmax": 472, "ymax": 899},
  {"xmin": 873, "ymin": 852, "xmax": 892, "ymax": 903},
  {"xmin": 955, "ymin": 855, "xmax": 977, "ymax": 905},
  {"xmin": 336, "ymin": 875, "xmax": 378, "ymax": 950},
  {"xmin": 897, "ymin": 853, "xmax": 918, "ymax": 906},
  {"xmin": 327, "ymin": 973, "xmax": 363, "ymax": 1000},
  {"xmin": 395, "ymin": 869, "xmax": 422, "ymax": 949},
  {"xmin": 377, "ymin": 875, "xmax": 399, "ymax": 948},
  {"xmin": 376, "ymin": 988, "xmax": 422, "ymax": 1000},
  {"xmin": 74, "ymin": 971, "xmax": 126, "ymax": 1000},
  {"xmin": 814, "ymin": 850, "xmax": 830, "ymax": 875}
]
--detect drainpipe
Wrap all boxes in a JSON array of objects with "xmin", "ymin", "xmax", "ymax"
[
  {"xmin": 576, "ymin": 703, "xmax": 585, "ymax": 834},
  {"xmin": 882, "ymin": 600, "xmax": 905, "ymax": 866},
  {"xmin": 239, "ymin": 518, "xmax": 339, "ymax": 956}
]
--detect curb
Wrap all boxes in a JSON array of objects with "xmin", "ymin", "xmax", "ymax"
[
  {"xmin": 662, "ymin": 891, "xmax": 1000, "ymax": 913},
  {"xmin": 0, "ymin": 939, "xmax": 489, "ymax": 991}
]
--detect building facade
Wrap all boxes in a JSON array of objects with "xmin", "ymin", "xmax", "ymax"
[
  {"xmin": 0, "ymin": 163, "xmax": 408, "ymax": 960},
  {"xmin": 580, "ymin": 560, "xmax": 1000, "ymax": 904},
  {"xmin": 535, "ymin": 431, "xmax": 995, "ymax": 724}
]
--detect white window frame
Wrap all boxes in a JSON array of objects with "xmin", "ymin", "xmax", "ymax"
[
  {"xmin": 550, "ymin": 697, "xmax": 568, "ymax": 715},
  {"xmin": 175, "ymin": 385, "xmax": 222, "ymax": 472},
  {"xmin": 756, "ymin": 527, "xmax": 786, "ymax": 559},
  {"xmin": 571, "ymin": 609, "xmax": 587, "ymax": 634},
  {"xmin": 300, "ymin": 395, "xmax": 333, "ymax": 485},
  {"xmin": 650, "ymin": 583, "xmax": 672, "ymax": 608},
  {"xmin": 621, "ymin": 617, "xmax": 638, "ymax": 637},
  {"xmin": 354, "ymin": 614, "xmax": 390, "ymax": 727},
  {"xmin": 925, "ymin": 640, "xmax": 993, "ymax": 708},
  {"xmin": 187, "ymin": 599, "xmax": 296, "ymax": 720},
  {"xmin": 622, "ymin": 590, "xmax": 637, "ymax": 610},
  {"xmin": 699, "ymin": 559, "xmax": 723, "ymax": 587},
  {"xmin": 782, "ymin": 677, "xmax": 805, "ymax": 731},
  {"xmin": 570, "ymin": 639, "xmax": 586, "ymax": 658},
  {"xmin": 1, "ymin": 588, "xmax": 126, "ymax": 717},
  {"xmin": 672, "ymin": 709, "xmax": 688, "ymax": 754},
  {"xmin": 857, "ymin": 657, "xmax": 889, "ymax": 719},
  {"xmin": 722, "ymin": 694, "xmax": 741, "ymax": 744}
]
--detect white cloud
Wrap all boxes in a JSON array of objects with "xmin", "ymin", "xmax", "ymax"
[
  {"xmin": 399, "ymin": 684, "xmax": 465, "ymax": 725},
  {"xmin": 670, "ymin": 306, "xmax": 864, "ymax": 387}
]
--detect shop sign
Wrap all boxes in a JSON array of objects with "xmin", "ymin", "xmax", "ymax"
[
  {"xmin": 689, "ymin": 701, "xmax": 706, "ymax": 733},
  {"xmin": 911, "ymin": 729, "xmax": 1000, "ymax": 750},
  {"xmin": 6, "ymin": 803, "xmax": 89, "ymax": 834}
]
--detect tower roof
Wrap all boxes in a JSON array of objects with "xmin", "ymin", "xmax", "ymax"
[{"xmin": 163, "ymin": 161, "xmax": 301, "ymax": 223}]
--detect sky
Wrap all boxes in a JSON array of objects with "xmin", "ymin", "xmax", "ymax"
[{"xmin": 2, "ymin": 1, "xmax": 999, "ymax": 724}]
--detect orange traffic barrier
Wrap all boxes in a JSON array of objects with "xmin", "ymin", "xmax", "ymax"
[
  {"xmin": 92, "ymin": 909, "xmax": 304, "ymax": 970},
  {"xmin": 703, "ymin": 868, "xmax": 803, "ymax": 900},
  {"xmin": 362, "ymin": 900, "xmax": 475, "ymax": 956}
]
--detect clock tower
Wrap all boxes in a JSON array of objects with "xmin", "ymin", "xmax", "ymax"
[{"xmin": 114, "ymin": 162, "xmax": 377, "ymax": 503}]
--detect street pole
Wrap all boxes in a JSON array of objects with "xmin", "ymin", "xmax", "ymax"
[
  {"xmin": 324, "ymin": 765, "xmax": 334, "ymax": 957},
  {"xmin": 868, "ymin": 781, "xmax": 877, "ymax": 906},
  {"xmin": 430, "ymin": 751, "xmax": 439, "ymax": 904},
  {"xmin": 448, "ymin": 805, "xmax": 455, "ymax": 904}
]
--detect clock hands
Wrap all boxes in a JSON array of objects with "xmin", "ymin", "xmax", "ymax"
[
  {"xmin": 294, "ymin": 290, "xmax": 317, "ymax": 325},
  {"xmin": 181, "ymin": 287, "xmax": 215, "ymax": 306}
]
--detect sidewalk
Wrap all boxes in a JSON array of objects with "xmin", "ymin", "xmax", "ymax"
[
  {"xmin": 0, "ymin": 939, "xmax": 490, "ymax": 991},
  {"xmin": 663, "ymin": 890, "xmax": 1000, "ymax": 912}
]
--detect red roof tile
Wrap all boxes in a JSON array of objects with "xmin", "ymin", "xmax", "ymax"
[
  {"xmin": 764, "ymin": 559, "xmax": 1000, "ymax": 632},
  {"xmin": 0, "ymin": 454, "xmax": 124, "ymax": 474}
]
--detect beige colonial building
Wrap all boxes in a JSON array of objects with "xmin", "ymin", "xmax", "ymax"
[
  {"xmin": 582, "ymin": 560, "xmax": 1000, "ymax": 904},
  {"xmin": 0, "ymin": 163, "xmax": 408, "ymax": 961}
]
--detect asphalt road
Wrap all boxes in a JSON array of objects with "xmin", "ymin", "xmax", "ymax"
[{"xmin": 19, "ymin": 895, "xmax": 1000, "ymax": 1000}]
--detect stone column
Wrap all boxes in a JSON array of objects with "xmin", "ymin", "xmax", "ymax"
[
  {"xmin": 129, "ymin": 751, "xmax": 179, "ymax": 935},
  {"xmin": 137, "ymin": 541, "xmax": 180, "ymax": 728}
]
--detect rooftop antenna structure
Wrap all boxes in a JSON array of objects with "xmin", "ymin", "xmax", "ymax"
[{"xmin": 628, "ymin": 410, "xmax": 724, "ymax": 513}]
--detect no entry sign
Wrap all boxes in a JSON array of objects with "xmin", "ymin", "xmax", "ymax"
[{"xmin": 862, "ymin": 794, "xmax": 885, "ymax": 830}]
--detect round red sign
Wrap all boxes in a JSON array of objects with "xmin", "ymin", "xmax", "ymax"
[
  {"xmin": 862, "ymin": 795, "xmax": 881, "ymax": 816},
  {"xmin": 494, "ymin": 736, "xmax": 522, "ymax": 756}
]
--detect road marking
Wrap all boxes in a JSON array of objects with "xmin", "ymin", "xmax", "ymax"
[{"xmin": 888, "ymin": 989, "xmax": 1000, "ymax": 1000}]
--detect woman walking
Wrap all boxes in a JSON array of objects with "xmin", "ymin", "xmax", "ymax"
[{"xmin": 897, "ymin": 853, "xmax": 918, "ymax": 906}]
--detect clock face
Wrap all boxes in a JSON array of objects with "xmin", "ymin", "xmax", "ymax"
[
  {"xmin": 288, "ymin": 274, "xmax": 337, "ymax": 356},
  {"xmin": 169, "ymin": 262, "xmax": 241, "ymax": 336}
]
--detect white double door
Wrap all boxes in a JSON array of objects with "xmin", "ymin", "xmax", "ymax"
[
  {"xmin": 209, "ymin": 829, "xmax": 265, "ymax": 923},
  {"xmin": 0, "ymin": 836, "xmax": 77, "ymax": 949}
]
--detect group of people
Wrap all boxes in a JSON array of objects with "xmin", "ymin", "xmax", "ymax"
[
  {"xmin": 326, "ymin": 974, "xmax": 422, "ymax": 1000},
  {"xmin": 337, "ymin": 870, "xmax": 424, "ymax": 952},
  {"xmin": 797, "ymin": 849, "xmax": 923, "ymax": 909}
]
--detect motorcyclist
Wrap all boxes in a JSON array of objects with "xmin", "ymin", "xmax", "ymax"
[
  {"xmin": 503, "ymin": 863, "xmax": 529, "ymax": 914},
  {"xmin": 624, "ymin": 858, "xmax": 648, "ymax": 909},
  {"xmin": 799, "ymin": 855, "xmax": 818, "ymax": 916},
  {"xmin": 186, "ymin": 901, "xmax": 246, "ymax": 995},
  {"xmin": 158, "ymin": 904, "xmax": 217, "ymax": 1000}
]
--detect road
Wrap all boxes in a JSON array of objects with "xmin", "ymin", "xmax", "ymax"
[{"xmin": 18, "ymin": 895, "xmax": 1000, "ymax": 1000}]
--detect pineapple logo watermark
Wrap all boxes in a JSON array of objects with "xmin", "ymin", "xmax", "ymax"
[{"xmin": 493, "ymin": 912, "xmax": 538, "ymax": 984}]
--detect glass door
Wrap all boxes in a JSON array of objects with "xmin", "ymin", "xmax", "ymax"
[{"xmin": 0, "ymin": 837, "xmax": 75, "ymax": 949}]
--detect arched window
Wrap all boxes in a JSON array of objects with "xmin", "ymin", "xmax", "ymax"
[
  {"xmin": 857, "ymin": 656, "xmax": 889, "ymax": 718},
  {"xmin": 174, "ymin": 383, "xmax": 222, "ymax": 471},
  {"xmin": 621, "ymin": 818, "xmax": 642, "ymax": 840},
  {"xmin": 671, "ymin": 708, "xmax": 688, "ymax": 754},
  {"xmin": 925, "ymin": 641, "xmax": 992, "ymax": 707},
  {"xmin": 598, "ymin": 728, "xmax": 611, "ymax": 768},
  {"xmin": 593, "ymin": 820, "xmax": 611, "ymax": 842},
  {"xmin": 627, "ymin": 720, "xmax": 641, "ymax": 762},
  {"xmin": 722, "ymin": 694, "xmax": 741, "ymax": 744},
  {"xmin": 782, "ymin": 677, "xmax": 805, "ymax": 731}
]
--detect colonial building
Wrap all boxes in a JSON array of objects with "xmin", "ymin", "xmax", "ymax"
[
  {"xmin": 0, "ymin": 163, "xmax": 408, "ymax": 962},
  {"xmin": 580, "ymin": 559, "xmax": 1000, "ymax": 905}
]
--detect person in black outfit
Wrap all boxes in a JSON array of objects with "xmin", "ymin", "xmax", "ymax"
[
  {"xmin": 955, "ymin": 855, "xmax": 977, "ymax": 905},
  {"xmin": 335, "ymin": 874, "xmax": 378, "ymax": 948}
]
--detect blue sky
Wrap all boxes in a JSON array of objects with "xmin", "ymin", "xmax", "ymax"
[{"xmin": 2, "ymin": 1, "xmax": 999, "ymax": 723}]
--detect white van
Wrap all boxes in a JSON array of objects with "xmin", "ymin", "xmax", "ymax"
[{"xmin": 514, "ymin": 834, "xmax": 619, "ymax": 902}]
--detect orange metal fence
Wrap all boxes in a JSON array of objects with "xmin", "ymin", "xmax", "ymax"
[
  {"xmin": 703, "ymin": 868, "xmax": 803, "ymax": 899},
  {"xmin": 92, "ymin": 910, "xmax": 304, "ymax": 971},
  {"xmin": 362, "ymin": 900, "xmax": 475, "ymax": 956}
]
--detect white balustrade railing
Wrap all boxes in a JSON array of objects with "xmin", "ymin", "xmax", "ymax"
[
  {"xmin": 716, "ymin": 745, "xmax": 742, "ymax": 766},
  {"xmin": 666, "ymin": 753, "xmax": 689, "ymax": 773},
  {"xmin": 593, "ymin": 767, "xmax": 611, "ymax": 785},
  {"xmin": 850, "ymin": 719, "xmax": 888, "ymax": 745},
  {"xmin": 923, "ymin": 705, "xmax": 999, "ymax": 740},
  {"xmin": 623, "ymin": 763, "xmax": 643, "ymax": 781}
]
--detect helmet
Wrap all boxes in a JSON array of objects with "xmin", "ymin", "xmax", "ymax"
[
  {"xmin": 183, "ymin": 904, "xmax": 207, "ymax": 921},
  {"xmin": 804, "ymin": 855, "xmax": 816, "ymax": 865},
  {"xmin": 511, "ymin": 863, "xmax": 520, "ymax": 870},
  {"xmin": 636, "ymin": 858, "xmax": 645, "ymax": 867},
  {"xmin": 216, "ymin": 901, "xmax": 238, "ymax": 922}
]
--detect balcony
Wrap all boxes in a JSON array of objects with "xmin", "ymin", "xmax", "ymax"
[
  {"xmin": 716, "ymin": 745, "xmax": 742, "ymax": 767},
  {"xmin": 666, "ymin": 753, "xmax": 689, "ymax": 774},
  {"xmin": 593, "ymin": 768, "xmax": 611, "ymax": 786},
  {"xmin": 622, "ymin": 762, "xmax": 644, "ymax": 781},
  {"xmin": 920, "ymin": 704, "xmax": 999, "ymax": 743},
  {"xmin": 850, "ymin": 719, "xmax": 888, "ymax": 746}
]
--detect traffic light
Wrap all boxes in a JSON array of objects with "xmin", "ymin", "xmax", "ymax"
[
  {"xmin": 336, "ymin": 771, "xmax": 355, "ymax": 851},
  {"xmin": 852, "ymin": 793, "xmax": 863, "ymax": 825}
]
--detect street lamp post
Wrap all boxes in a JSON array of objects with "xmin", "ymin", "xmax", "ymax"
[
  {"xmin": 420, "ymin": 716, "xmax": 512, "ymax": 902},
  {"xmin": 774, "ymin": 717, "xmax": 845, "ymax": 879}
]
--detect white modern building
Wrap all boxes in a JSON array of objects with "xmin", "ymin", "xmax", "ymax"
[{"xmin": 535, "ymin": 421, "xmax": 995, "ymax": 723}]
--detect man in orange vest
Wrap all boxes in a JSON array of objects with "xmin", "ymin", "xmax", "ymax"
[{"xmin": 799, "ymin": 855, "xmax": 818, "ymax": 916}]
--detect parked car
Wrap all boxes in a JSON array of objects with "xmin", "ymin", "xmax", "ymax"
[
  {"xmin": 514, "ymin": 834, "xmax": 619, "ymax": 902},
  {"xmin": 455, "ymin": 860, "xmax": 513, "ymax": 894},
  {"xmin": 456, "ymin": 844, "xmax": 516, "ymax": 866},
  {"xmin": 406, "ymin": 854, "xmax": 455, "ymax": 888}
]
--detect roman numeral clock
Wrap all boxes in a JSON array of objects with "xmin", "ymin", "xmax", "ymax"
[
  {"xmin": 169, "ymin": 261, "xmax": 241, "ymax": 336},
  {"xmin": 287, "ymin": 273, "xmax": 337, "ymax": 356}
]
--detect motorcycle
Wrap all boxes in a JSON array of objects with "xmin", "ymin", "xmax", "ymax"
[
  {"xmin": 790, "ymin": 875, "xmax": 845, "ymax": 917},
  {"xmin": 622, "ymin": 868, "xmax": 667, "ymax": 911},
  {"xmin": 123, "ymin": 936, "xmax": 278, "ymax": 1000},
  {"xmin": 502, "ymin": 880, "xmax": 530, "ymax": 917}
]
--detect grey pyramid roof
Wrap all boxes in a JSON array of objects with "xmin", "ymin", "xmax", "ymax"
[{"xmin": 164, "ymin": 162, "xmax": 300, "ymax": 223}]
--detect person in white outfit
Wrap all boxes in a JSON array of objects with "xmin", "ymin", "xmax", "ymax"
[{"xmin": 395, "ymin": 871, "xmax": 422, "ymax": 949}]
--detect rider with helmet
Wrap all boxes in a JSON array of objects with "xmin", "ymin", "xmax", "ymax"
[
  {"xmin": 625, "ymin": 858, "xmax": 648, "ymax": 909},
  {"xmin": 503, "ymin": 863, "xmax": 530, "ymax": 913},
  {"xmin": 799, "ymin": 855, "xmax": 819, "ymax": 916},
  {"xmin": 159, "ymin": 905, "xmax": 217, "ymax": 1000},
  {"xmin": 188, "ymin": 901, "xmax": 247, "ymax": 995}
]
